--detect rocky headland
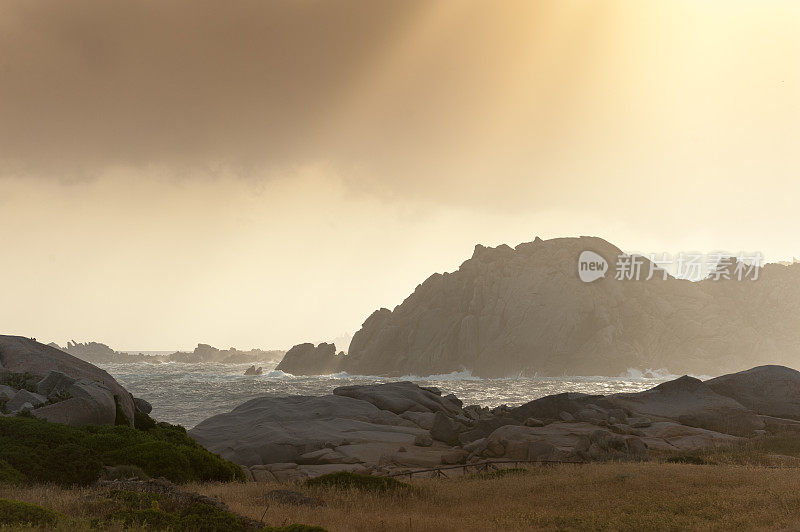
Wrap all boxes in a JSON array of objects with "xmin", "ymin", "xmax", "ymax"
[
  {"xmin": 277, "ymin": 236, "xmax": 800, "ymax": 377},
  {"xmin": 189, "ymin": 364, "xmax": 800, "ymax": 482}
]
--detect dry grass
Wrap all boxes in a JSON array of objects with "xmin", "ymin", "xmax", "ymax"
[
  {"xmin": 5, "ymin": 461, "xmax": 800, "ymax": 530},
  {"xmin": 191, "ymin": 463, "xmax": 800, "ymax": 531}
]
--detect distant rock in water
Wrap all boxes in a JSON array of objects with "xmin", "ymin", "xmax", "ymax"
[
  {"xmin": 53, "ymin": 340, "xmax": 285, "ymax": 365},
  {"xmin": 52, "ymin": 340, "xmax": 155, "ymax": 364},
  {"xmin": 243, "ymin": 365, "xmax": 263, "ymax": 376},
  {"xmin": 282, "ymin": 236, "xmax": 800, "ymax": 378},
  {"xmin": 168, "ymin": 343, "xmax": 284, "ymax": 364},
  {"xmin": 275, "ymin": 343, "xmax": 344, "ymax": 376}
]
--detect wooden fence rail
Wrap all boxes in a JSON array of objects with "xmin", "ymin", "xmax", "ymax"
[{"xmin": 385, "ymin": 458, "xmax": 586, "ymax": 480}]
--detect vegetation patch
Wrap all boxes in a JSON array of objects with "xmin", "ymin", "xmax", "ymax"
[
  {"xmin": 0, "ymin": 459, "xmax": 25, "ymax": 485},
  {"xmin": 664, "ymin": 434, "xmax": 800, "ymax": 466},
  {"xmin": 468, "ymin": 467, "xmax": 531, "ymax": 480},
  {"xmin": 0, "ymin": 415, "xmax": 245, "ymax": 486},
  {"xmin": 114, "ymin": 395, "xmax": 131, "ymax": 426},
  {"xmin": 0, "ymin": 498, "xmax": 63, "ymax": 527},
  {"xmin": 306, "ymin": 472, "xmax": 410, "ymax": 493},
  {"xmin": 665, "ymin": 454, "xmax": 709, "ymax": 465},
  {"xmin": 101, "ymin": 489, "xmax": 260, "ymax": 531},
  {"xmin": 0, "ymin": 371, "xmax": 39, "ymax": 393}
]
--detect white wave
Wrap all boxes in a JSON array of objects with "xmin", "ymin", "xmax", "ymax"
[
  {"xmin": 263, "ymin": 369, "xmax": 296, "ymax": 378},
  {"xmin": 618, "ymin": 367, "xmax": 678, "ymax": 380},
  {"xmin": 397, "ymin": 369, "xmax": 482, "ymax": 381}
]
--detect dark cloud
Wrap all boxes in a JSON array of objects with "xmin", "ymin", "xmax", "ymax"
[{"xmin": 0, "ymin": 0, "xmax": 425, "ymax": 178}]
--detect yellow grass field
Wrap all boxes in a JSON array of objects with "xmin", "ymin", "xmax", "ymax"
[{"xmin": 5, "ymin": 461, "xmax": 800, "ymax": 531}]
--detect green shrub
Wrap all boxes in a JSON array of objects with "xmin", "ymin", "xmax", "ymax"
[
  {"xmin": 103, "ymin": 490, "xmax": 254, "ymax": 531},
  {"xmin": 0, "ymin": 372, "xmax": 38, "ymax": 393},
  {"xmin": 135, "ymin": 410, "xmax": 157, "ymax": 431},
  {"xmin": 42, "ymin": 443, "xmax": 104, "ymax": 485},
  {"xmin": 305, "ymin": 472, "xmax": 410, "ymax": 493},
  {"xmin": 665, "ymin": 454, "xmax": 708, "ymax": 465},
  {"xmin": 0, "ymin": 415, "xmax": 244, "ymax": 486},
  {"xmin": 105, "ymin": 441, "xmax": 193, "ymax": 482},
  {"xmin": 468, "ymin": 467, "xmax": 530, "ymax": 480},
  {"xmin": 0, "ymin": 460, "xmax": 25, "ymax": 485},
  {"xmin": 0, "ymin": 498, "xmax": 62, "ymax": 527}
]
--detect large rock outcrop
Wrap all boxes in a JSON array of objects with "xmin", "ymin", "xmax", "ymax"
[
  {"xmin": 326, "ymin": 236, "xmax": 800, "ymax": 377},
  {"xmin": 275, "ymin": 343, "xmax": 343, "ymax": 375},
  {"xmin": 608, "ymin": 376, "xmax": 765, "ymax": 437},
  {"xmin": 0, "ymin": 335, "xmax": 137, "ymax": 426},
  {"xmin": 191, "ymin": 367, "xmax": 800, "ymax": 481},
  {"xmin": 705, "ymin": 365, "xmax": 800, "ymax": 420}
]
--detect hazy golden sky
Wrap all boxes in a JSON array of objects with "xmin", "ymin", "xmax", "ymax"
[{"xmin": 1, "ymin": 1, "xmax": 799, "ymax": 350}]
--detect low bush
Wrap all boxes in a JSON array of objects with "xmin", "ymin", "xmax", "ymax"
[
  {"xmin": 468, "ymin": 467, "xmax": 531, "ymax": 480},
  {"xmin": 103, "ymin": 489, "xmax": 255, "ymax": 531},
  {"xmin": 135, "ymin": 410, "xmax": 158, "ymax": 431},
  {"xmin": 0, "ymin": 498, "xmax": 62, "ymax": 527},
  {"xmin": 0, "ymin": 459, "xmax": 25, "ymax": 485},
  {"xmin": 0, "ymin": 416, "xmax": 245, "ymax": 486},
  {"xmin": 665, "ymin": 454, "xmax": 708, "ymax": 465},
  {"xmin": 305, "ymin": 472, "xmax": 410, "ymax": 493},
  {"xmin": 0, "ymin": 371, "xmax": 38, "ymax": 393}
]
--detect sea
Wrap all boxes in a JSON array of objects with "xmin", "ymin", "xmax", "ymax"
[{"xmin": 100, "ymin": 360, "xmax": 684, "ymax": 429}]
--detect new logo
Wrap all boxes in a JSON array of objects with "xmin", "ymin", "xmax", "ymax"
[{"xmin": 578, "ymin": 251, "xmax": 608, "ymax": 283}]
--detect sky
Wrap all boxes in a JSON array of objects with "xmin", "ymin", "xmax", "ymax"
[{"xmin": 1, "ymin": 0, "xmax": 799, "ymax": 350}]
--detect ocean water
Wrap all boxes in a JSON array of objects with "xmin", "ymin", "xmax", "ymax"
[{"xmin": 99, "ymin": 362, "xmax": 681, "ymax": 429}]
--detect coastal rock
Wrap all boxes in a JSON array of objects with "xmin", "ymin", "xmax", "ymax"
[
  {"xmin": 430, "ymin": 411, "xmax": 460, "ymax": 445},
  {"xmin": 275, "ymin": 343, "xmax": 342, "ymax": 376},
  {"xmin": 36, "ymin": 370, "xmax": 76, "ymax": 397},
  {"xmin": 400, "ymin": 411, "xmax": 436, "ymax": 430},
  {"xmin": 705, "ymin": 365, "xmax": 800, "ymax": 421},
  {"xmin": 510, "ymin": 393, "xmax": 611, "ymax": 424},
  {"xmin": 189, "ymin": 394, "xmax": 429, "ymax": 467},
  {"xmin": 243, "ymin": 365, "xmax": 263, "ymax": 376},
  {"xmin": 168, "ymin": 343, "xmax": 284, "ymax": 365},
  {"xmin": 610, "ymin": 376, "xmax": 765, "ymax": 437},
  {"xmin": 481, "ymin": 424, "xmax": 585, "ymax": 461},
  {"xmin": 7, "ymin": 389, "xmax": 46, "ymax": 413},
  {"xmin": 0, "ymin": 335, "xmax": 135, "ymax": 424},
  {"xmin": 333, "ymin": 381, "xmax": 463, "ymax": 417},
  {"xmin": 189, "ymin": 369, "xmax": 800, "ymax": 481},
  {"xmin": 636, "ymin": 422, "xmax": 742, "ymax": 452},
  {"xmin": 414, "ymin": 433, "xmax": 433, "ymax": 447},
  {"xmin": 133, "ymin": 397, "xmax": 153, "ymax": 414},
  {"xmin": 0, "ymin": 385, "xmax": 16, "ymax": 401},
  {"xmin": 33, "ymin": 380, "xmax": 118, "ymax": 426}
]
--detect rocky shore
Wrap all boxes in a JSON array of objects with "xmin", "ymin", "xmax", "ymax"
[{"xmin": 189, "ymin": 364, "xmax": 800, "ymax": 482}]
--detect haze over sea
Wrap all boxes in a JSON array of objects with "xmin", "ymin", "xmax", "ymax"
[{"xmin": 100, "ymin": 360, "xmax": 685, "ymax": 428}]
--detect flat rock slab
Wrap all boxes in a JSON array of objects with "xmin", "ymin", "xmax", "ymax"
[
  {"xmin": 189, "ymin": 394, "xmax": 429, "ymax": 466},
  {"xmin": 333, "ymin": 381, "xmax": 463, "ymax": 416}
]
